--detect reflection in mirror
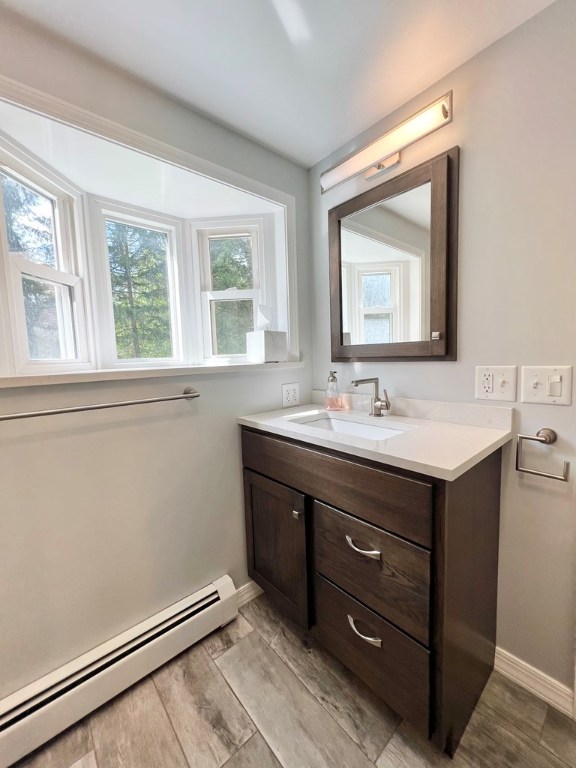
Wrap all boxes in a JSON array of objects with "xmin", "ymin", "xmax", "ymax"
[
  {"xmin": 329, "ymin": 147, "xmax": 459, "ymax": 361},
  {"xmin": 341, "ymin": 183, "xmax": 431, "ymax": 345}
]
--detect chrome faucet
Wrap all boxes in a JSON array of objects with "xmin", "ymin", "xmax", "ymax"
[{"xmin": 351, "ymin": 377, "xmax": 390, "ymax": 417}]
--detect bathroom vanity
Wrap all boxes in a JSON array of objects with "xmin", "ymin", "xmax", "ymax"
[{"xmin": 239, "ymin": 403, "xmax": 512, "ymax": 756}]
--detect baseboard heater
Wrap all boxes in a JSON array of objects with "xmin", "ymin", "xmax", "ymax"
[{"xmin": 0, "ymin": 575, "xmax": 237, "ymax": 768}]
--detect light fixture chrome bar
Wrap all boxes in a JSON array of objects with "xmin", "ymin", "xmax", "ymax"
[
  {"xmin": 363, "ymin": 151, "xmax": 401, "ymax": 181},
  {"xmin": 320, "ymin": 92, "xmax": 452, "ymax": 192},
  {"xmin": 0, "ymin": 387, "xmax": 200, "ymax": 422}
]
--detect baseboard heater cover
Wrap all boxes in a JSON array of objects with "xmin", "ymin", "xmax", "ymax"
[{"xmin": 0, "ymin": 575, "xmax": 237, "ymax": 768}]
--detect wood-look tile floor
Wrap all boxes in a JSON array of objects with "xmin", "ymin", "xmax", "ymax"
[{"xmin": 13, "ymin": 595, "xmax": 576, "ymax": 768}]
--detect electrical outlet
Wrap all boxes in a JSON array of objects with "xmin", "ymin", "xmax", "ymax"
[
  {"xmin": 481, "ymin": 371, "xmax": 493, "ymax": 394},
  {"xmin": 475, "ymin": 366, "xmax": 517, "ymax": 401},
  {"xmin": 281, "ymin": 382, "xmax": 300, "ymax": 408}
]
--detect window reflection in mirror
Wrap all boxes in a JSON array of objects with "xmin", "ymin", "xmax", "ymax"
[
  {"xmin": 329, "ymin": 147, "xmax": 458, "ymax": 361},
  {"xmin": 340, "ymin": 183, "xmax": 431, "ymax": 345}
]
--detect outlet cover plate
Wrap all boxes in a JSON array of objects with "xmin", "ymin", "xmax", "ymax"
[
  {"xmin": 475, "ymin": 366, "xmax": 517, "ymax": 401},
  {"xmin": 281, "ymin": 382, "xmax": 300, "ymax": 408},
  {"xmin": 520, "ymin": 366, "xmax": 572, "ymax": 405}
]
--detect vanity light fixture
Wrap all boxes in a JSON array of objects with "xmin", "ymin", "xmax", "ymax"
[{"xmin": 320, "ymin": 92, "xmax": 452, "ymax": 192}]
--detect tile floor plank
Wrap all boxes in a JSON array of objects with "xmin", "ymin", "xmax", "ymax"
[
  {"xmin": 539, "ymin": 706, "xmax": 576, "ymax": 766},
  {"xmin": 13, "ymin": 722, "xmax": 93, "ymax": 768},
  {"xmin": 238, "ymin": 596, "xmax": 284, "ymax": 645},
  {"xmin": 478, "ymin": 672, "xmax": 548, "ymax": 742},
  {"xmin": 89, "ymin": 677, "xmax": 188, "ymax": 768},
  {"xmin": 221, "ymin": 733, "xmax": 282, "ymax": 768},
  {"xmin": 270, "ymin": 619, "xmax": 399, "ymax": 761},
  {"xmin": 456, "ymin": 700, "xmax": 567, "ymax": 768},
  {"xmin": 215, "ymin": 631, "xmax": 374, "ymax": 768},
  {"xmin": 376, "ymin": 721, "xmax": 473, "ymax": 768},
  {"xmin": 69, "ymin": 752, "xmax": 98, "ymax": 768},
  {"xmin": 202, "ymin": 615, "xmax": 254, "ymax": 659},
  {"xmin": 153, "ymin": 643, "xmax": 256, "ymax": 768}
]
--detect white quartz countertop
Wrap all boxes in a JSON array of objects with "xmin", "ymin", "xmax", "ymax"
[{"xmin": 238, "ymin": 402, "xmax": 513, "ymax": 481}]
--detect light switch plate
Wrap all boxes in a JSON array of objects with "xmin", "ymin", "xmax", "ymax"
[
  {"xmin": 520, "ymin": 366, "xmax": 572, "ymax": 405},
  {"xmin": 475, "ymin": 366, "xmax": 517, "ymax": 401}
]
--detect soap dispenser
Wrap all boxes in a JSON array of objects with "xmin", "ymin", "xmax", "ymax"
[{"xmin": 324, "ymin": 371, "xmax": 341, "ymax": 411}]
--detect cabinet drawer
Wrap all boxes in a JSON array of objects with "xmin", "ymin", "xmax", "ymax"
[
  {"xmin": 314, "ymin": 502, "xmax": 430, "ymax": 645},
  {"xmin": 242, "ymin": 429, "xmax": 433, "ymax": 547},
  {"xmin": 315, "ymin": 576, "xmax": 429, "ymax": 733}
]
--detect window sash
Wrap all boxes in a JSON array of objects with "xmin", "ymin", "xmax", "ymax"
[
  {"xmin": 200, "ymin": 289, "xmax": 260, "ymax": 358},
  {"xmin": 0, "ymin": 162, "xmax": 90, "ymax": 374},
  {"xmin": 196, "ymin": 221, "xmax": 265, "ymax": 360},
  {"xmin": 90, "ymin": 201, "xmax": 185, "ymax": 367},
  {"xmin": 348, "ymin": 264, "xmax": 402, "ymax": 344},
  {"xmin": 199, "ymin": 225, "xmax": 261, "ymax": 292}
]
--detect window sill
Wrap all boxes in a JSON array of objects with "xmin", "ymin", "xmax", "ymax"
[{"xmin": 0, "ymin": 360, "xmax": 304, "ymax": 390}]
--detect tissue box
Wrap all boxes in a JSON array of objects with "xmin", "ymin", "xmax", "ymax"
[{"xmin": 246, "ymin": 331, "xmax": 288, "ymax": 363}]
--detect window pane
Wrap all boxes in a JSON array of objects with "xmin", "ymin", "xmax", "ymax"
[
  {"xmin": 106, "ymin": 220, "xmax": 173, "ymax": 359},
  {"xmin": 209, "ymin": 235, "xmax": 253, "ymax": 290},
  {"xmin": 211, "ymin": 299, "xmax": 253, "ymax": 355},
  {"xmin": 1, "ymin": 172, "xmax": 58, "ymax": 267},
  {"xmin": 22, "ymin": 276, "xmax": 77, "ymax": 360},
  {"xmin": 362, "ymin": 273, "xmax": 391, "ymax": 308},
  {"xmin": 364, "ymin": 313, "xmax": 392, "ymax": 344}
]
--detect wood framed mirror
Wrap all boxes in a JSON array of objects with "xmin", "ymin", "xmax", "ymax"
[{"xmin": 329, "ymin": 146, "xmax": 459, "ymax": 361}]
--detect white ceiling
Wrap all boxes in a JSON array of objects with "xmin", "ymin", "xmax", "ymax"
[{"xmin": 0, "ymin": 0, "xmax": 557, "ymax": 167}]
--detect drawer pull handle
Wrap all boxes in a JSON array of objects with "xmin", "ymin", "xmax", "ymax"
[
  {"xmin": 345, "ymin": 535, "xmax": 381, "ymax": 561},
  {"xmin": 347, "ymin": 615, "xmax": 382, "ymax": 648},
  {"xmin": 293, "ymin": 509, "xmax": 302, "ymax": 519}
]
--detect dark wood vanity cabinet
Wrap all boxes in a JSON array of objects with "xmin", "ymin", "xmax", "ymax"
[
  {"xmin": 241, "ymin": 427, "xmax": 502, "ymax": 756},
  {"xmin": 243, "ymin": 469, "xmax": 309, "ymax": 627}
]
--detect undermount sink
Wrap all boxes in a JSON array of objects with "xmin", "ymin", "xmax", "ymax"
[{"xmin": 288, "ymin": 412, "xmax": 413, "ymax": 443}]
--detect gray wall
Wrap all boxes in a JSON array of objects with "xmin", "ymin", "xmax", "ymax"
[
  {"xmin": 310, "ymin": 0, "xmax": 576, "ymax": 687},
  {"xmin": 0, "ymin": 10, "xmax": 312, "ymax": 697}
]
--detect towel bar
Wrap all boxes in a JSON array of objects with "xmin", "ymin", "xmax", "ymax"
[{"xmin": 516, "ymin": 428, "xmax": 569, "ymax": 482}]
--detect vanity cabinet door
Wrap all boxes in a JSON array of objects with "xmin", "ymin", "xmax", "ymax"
[{"xmin": 244, "ymin": 469, "xmax": 309, "ymax": 627}]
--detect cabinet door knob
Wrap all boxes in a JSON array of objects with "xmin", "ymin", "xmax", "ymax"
[
  {"xmin": 292, "ymin": 509, "xmax": 302, "ymax": 519},
  {"xmin": 347, "ymin": 615, "xmax": 382, "ymax": 647},
  {"xmin": 345, "ymin": 535, "xmax": 381, "ymax": 561}
]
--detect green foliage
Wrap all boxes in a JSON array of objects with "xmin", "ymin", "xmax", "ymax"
[
  {"xmin": 209, "ymin": 236, "xmax": 253, "ymax": 290},
  {"xmin": 1, "ymin": 172, "xmax": 56, "ymax": 267},
  {"xmin": 213, "ymin": 300, "xmax": 253, "ymax": 355},
  {"xmin": 106, "ymin": 220, "xmax": 173, "ymax": 359},
  {"xmin": 209, "ymin": 235, "xmax": 254, "ymax": 354},
  {"xmin": 22, "ymin": 276, "xmax": 63, "ymax": 359}
]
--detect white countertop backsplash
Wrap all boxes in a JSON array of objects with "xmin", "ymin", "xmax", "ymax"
[{"xmin": 310, "ymin": 390, "xmax": 513, "ymax": 430}]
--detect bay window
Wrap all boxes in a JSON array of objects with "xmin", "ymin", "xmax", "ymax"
[{"xmin": 0, "ymin": 138, "xmax": 290, "ymax": 378}]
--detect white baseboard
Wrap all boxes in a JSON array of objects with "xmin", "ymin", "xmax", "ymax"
[
  {"xmin": 495, "ymin": 646, "xmax": 574, "ymax": 717},
  {"xmin": 236, "ymin": 580, "xmax": 263, "ymax": 607}
]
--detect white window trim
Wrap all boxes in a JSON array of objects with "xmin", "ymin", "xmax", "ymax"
[
  {"xmin": 0, "ymin": 138, "xmax": 92, "ymax": 375},
  {"xmin": 349, "ymin": 263, "xmax": 402, "ymax": 344},
  {"xmin": 89, "ymin": 196, "xmax": 189, "ymax": 369},
  {"xmin": 342, "ymin": 221, "xmax": 426, "ymax": 344},
  {"xmin": 191, "ymin": 216, "xmax": 278, "ymax": 364}
]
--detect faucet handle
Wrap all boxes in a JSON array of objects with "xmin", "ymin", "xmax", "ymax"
[{"xmin": 381, "ymin": 389, "xmax": 391, "ymax": 411}]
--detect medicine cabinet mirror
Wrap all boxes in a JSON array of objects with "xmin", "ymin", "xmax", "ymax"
[{"xmin": 329, "ymin": 147, "xmax": 459, "ymax": 361}]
